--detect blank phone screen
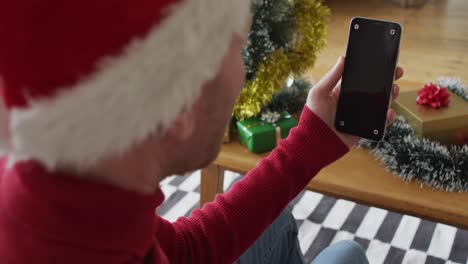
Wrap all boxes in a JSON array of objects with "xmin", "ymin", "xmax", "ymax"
[{"xmin": 336, "ymin": 17, "xmax": 401, "ymax": 141}]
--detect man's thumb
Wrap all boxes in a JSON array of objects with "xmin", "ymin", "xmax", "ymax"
[{"xmin": 314, "ymin": 56, "xmax": 344, "ymax": 96}]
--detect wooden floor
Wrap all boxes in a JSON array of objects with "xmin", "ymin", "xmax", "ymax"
[{"xmin": 310, "ymin": 0, "xmax": 468, "ymax": 91}]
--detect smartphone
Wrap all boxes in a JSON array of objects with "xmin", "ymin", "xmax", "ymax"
[{"xmin": 335, "ymin": 17, "xmax": 402, "ymax": 141}]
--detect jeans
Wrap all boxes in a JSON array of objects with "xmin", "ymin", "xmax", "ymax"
[{"xmin": 238, "ymin": 208, "xmax": 369, "ymax": 264}]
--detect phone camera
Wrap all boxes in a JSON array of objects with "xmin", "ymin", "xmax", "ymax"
[
  {"xmin": 390, "ymin": 29, "xmax": 396, "ymax": 35},
  {"xmin": 354, "ymin": 24, "xmax": 359, "ymax": 30},
  {"xmin": 339, "ymin": 121, "xmax": 345, "ymax": 126},
  {"xmin": 373, "ymin": 129, "xmax": 379, "ymax": 135}
]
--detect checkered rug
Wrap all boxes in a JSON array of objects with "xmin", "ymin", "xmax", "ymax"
[{"xmin": 157, "ymin": 171, "xmax": 468, "ymax": 264}]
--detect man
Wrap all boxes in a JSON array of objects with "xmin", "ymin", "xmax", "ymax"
[{"xmin": 0, "ymin": 0, "xmax": 402, "ymax": 263}]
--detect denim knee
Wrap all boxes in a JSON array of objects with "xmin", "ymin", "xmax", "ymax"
[
  {"xmin": 238, "ymin": 208, "xmax": 304, "ymax": 264},
  {"xmin": 311, "ymin": 240, "xmax": 368, "ymax": 264},
  {"xmin": 335, "ymin": 241, "xmax": 368, "ymax": 262}
]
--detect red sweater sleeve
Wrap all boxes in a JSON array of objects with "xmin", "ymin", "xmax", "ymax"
[
  {"xmin": 0, "ymin": 107, "xmax": 348, "ymax": 263},
  {"xmin": 156, "ymin": 107, "xmax": 349, "ymax": 263}
]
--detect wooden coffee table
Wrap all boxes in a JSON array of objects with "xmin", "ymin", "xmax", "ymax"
[
  {"xmin": 201, "ymin": 142, "xmax": 468, "ymax": 230},
  {"xmin": 199, "ymin": 0, "xmax": 468, "ymax": 230}
]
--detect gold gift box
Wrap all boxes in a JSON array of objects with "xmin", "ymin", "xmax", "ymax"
[{"xmin": 392, "ymin": 90, "xmax": 468, "ymax": 145}]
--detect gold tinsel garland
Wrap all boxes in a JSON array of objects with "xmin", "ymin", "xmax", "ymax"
[{"xmin": 233, "ymin": 0, "xmax": 330, "ymax": 120}]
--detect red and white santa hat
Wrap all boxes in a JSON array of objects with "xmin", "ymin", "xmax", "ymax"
[{"xmin": 0, "ymin": 0, "xmax": 250, "ymax": 169}]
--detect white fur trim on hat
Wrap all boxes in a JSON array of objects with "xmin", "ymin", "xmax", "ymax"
[{"xmin": 9, "ymin": 0, "xmax": 250, "ymax": 170}]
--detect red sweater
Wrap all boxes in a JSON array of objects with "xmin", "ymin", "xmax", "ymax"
[{"xmin": 0, "ymin": 107, "xmax": 348, "ymax": 263}]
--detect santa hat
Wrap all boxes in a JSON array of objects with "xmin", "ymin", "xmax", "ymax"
[{"xmin": 0, "ymin": 0, "xmax": 250, "ymax": 170}]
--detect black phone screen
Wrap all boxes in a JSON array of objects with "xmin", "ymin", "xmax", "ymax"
[{"xmin": 335, "ymin": 17, "xmax": 401, "ymax": 141}]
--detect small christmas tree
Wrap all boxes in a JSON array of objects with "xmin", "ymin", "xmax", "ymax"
[{"xmin": 234, "ymin": 0, "xmax": 329, "ymax": 120}]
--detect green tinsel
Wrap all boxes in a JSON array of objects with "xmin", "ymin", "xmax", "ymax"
[
  {"xmin": 234, "ymin": 0, "xmax": 329, "ymax": 120},
  {"xmin": 266, "ymin": 78, "xmax": 312, "ymax": 114},
  {"xmin": 243, "ymin": 0, "xmax": 294, "ymax": 81},
  {"xmin": 437, "ymin": 76, "xmax": 468, "ymax": 101},
  {"xmin": 359, "ymin": 78, "xmax": 468, "ymax": 192},
  {"xmin": 359, "ymin": 117, "xmax": 468, "ymax": 192}
]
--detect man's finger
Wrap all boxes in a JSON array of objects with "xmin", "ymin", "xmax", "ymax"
[
  {"xmin": 331, "ymin": 84, "xmax": 341, "ymax": 98},
  {"xmin": 314, "ymin": 56, "xmax": 345, "ymax": 96},
  {"xmin": 395, "ymin": 67, "xmax": 404, "ymax": 81},
  {"xmin": 392, "ymin": 84, "xmax": 400, "ymax": 101},
  {"xmin": 386, "ymin": 108, "xmax": 396, "ymax": 125}
]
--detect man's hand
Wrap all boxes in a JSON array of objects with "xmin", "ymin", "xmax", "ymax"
[{"xmin": 306, "ymin": 56, "xmax": 404, "ymax": 148}]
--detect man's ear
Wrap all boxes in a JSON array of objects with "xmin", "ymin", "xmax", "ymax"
[{"xmin": 166, "ymin": 109, "xmax": 196, "ymax": 141}]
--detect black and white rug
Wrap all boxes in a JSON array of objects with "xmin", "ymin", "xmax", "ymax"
[{"xmin": 157, "ymin": 171, "xmax": 468, "ymax": 264}]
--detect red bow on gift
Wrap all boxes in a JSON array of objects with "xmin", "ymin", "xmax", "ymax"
[{"xmin": 416, "ymin": 83, "xmax": 450, "ymax": 108}]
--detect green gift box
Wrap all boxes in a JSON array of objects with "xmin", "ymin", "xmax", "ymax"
[{"xmin": 236, "ymin": 113, "xmax": 298, "ymax": 154}]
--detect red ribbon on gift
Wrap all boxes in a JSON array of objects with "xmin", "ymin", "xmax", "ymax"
[{"xmin": 416, "ymin": 83, "xmax": 450, "ymax": 108}]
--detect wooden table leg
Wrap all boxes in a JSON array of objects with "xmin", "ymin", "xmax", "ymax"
[{"xmin": 200, "ymin": 164, "xmax": 225, "ymax": 207}]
